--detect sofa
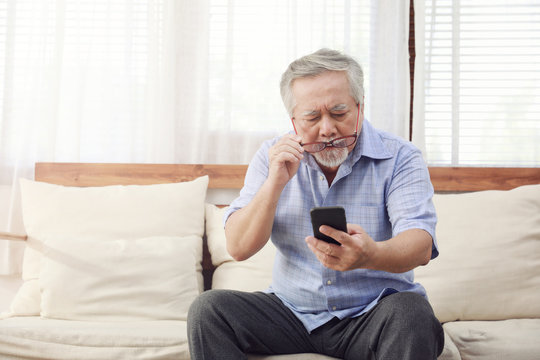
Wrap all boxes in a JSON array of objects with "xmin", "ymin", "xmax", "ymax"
[{"xmin": 0, "ymin": 163, "xmax": 539, "ymax": 360}]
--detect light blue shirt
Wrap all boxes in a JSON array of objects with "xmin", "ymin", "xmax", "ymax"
[{"xmin": 225, "ymin": 120, "xmax": 438, "ymax": 332}]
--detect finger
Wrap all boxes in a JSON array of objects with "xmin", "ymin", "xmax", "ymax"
[
  {"xmin": 319, "ymin": 225, "xmax": 352, "ymax": 246},
  {"xmin": 347, "ymin": 223, "xmax": 366, "ymax": 235},
  {"xmin": 305, "ymin": 236, "xmax": 342, "ymax": 259},
  {"xmin": 283, "ymin": 133, "xmax": 303, "ymax": 144},
  {"xmin": 276, "ymin": 145, "xmax": 304, "ymax": 161},
  {"xmin": 272, "ymin": 151, "xmax": 303, "ymax": 166},
  {"xmin": 277, "ymin": 142, "xmax": 304, "ymax": 158},
  {"xmin": 305, "ymin": 239, "xmax": 342, "ymax": 269},
  {"xmin": 306, "ymin": 236, "xmax": 356, "ymax": 271},
  {"xmin": 279, "ymin": 134, "xmax": 304, "ymax": 152},
  {"xmin": 270, "ymin": 139, "xmax": 304, "ymax": 161}
]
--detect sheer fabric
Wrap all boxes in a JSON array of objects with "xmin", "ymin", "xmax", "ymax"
[{"xmin": 0, "ymin": 0, "xmax": 411, "ymax": 274}]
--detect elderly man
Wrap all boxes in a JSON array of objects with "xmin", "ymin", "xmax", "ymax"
[{"xmin": 188, "ymin": 48, "xmax": 444, "ymax": 360}]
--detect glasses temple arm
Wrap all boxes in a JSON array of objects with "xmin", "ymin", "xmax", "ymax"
[
  {"xmin": 291, "ymin": 118, "xmax": 298, "ymax": 135},
  {"xmin": 355, "ymin": 103, "xmax": 361, "ymax": 133}
]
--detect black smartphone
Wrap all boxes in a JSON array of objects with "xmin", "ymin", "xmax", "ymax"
[{"xmin": 310, "ymin": 206, "xmax": 347, "ymax": 245}]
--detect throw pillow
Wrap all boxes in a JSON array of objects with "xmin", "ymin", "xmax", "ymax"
[
  {"xmin": 415, "ymin": 184, "xmax": 540, "ymax": 323},
  {"xmin": 205, "ymin": 204, "xmax": 275, "ymax": 291},
  {"xmin": 40, "ymin": 234, "xmax": 200, "ymax": 321},
  {"xmin": 8, "ymin": 176, "xmax": 208, "ymax": 320}
]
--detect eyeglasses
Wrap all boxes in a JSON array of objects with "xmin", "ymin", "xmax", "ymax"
[
  {"xmin": 295, "ymin": 103, "xmax": 362, "ymax": 153},
  {"xmin": 300, "ymin": 134, "xmax": 358, "ymax": 153}
]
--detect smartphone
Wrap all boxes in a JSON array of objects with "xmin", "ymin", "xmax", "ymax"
[{"xmin": 310, "ymin": 206, "xmax": 347, "ymax": 245}]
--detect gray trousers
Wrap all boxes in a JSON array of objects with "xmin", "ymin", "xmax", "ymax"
[{"xmin": 187, "ymin": 290, "xmax": 444, "ymax": 360}]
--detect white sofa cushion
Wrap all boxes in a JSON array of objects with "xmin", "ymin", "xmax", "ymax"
[
  {"xmin": 443, "ymin": 319, "xmax": 540, "ymax": 360},
  {"xmin": 415, "ymin": 184, "xmax": 540, "ymax": 323},
  {"xmin": 8, "ymin": 177, "xmax": 208, "ymax": 320},
  {"xmin": 206, "ymin": 204, "xmax": 275, "ymax": 291},
  {"xmin": 0, "ymin": 316, "xmax": 190, "ymax": 360},
  {"xmin": 40, "ymin": 234, "xmax": 201, "ymax": 321}
]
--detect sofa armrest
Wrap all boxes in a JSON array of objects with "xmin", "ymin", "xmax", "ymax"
[{"xmin": 0, "ymin": 231, "xmax": 27, "ymax": 241}]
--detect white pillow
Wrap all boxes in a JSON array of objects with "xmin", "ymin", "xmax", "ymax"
[
  {"xmin": 415, "ymin": 184, "xmax": 540, "ymax": 323},
  {"xmin": 9, "ymin": 176, "xmax": 208, "ymax": 320},
  {"xmin": 205, "ymin": 203, "xmax": 234, "ymax": 266},
  {"xmin": 40, "ymin": 234, "xmax": 200, "ymax": 321},
  {"xmin": 205, "ymin": 204, "xmax": 275, "ymax": 292}
]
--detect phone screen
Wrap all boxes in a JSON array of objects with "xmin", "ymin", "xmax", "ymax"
[{"xmin": 310, "ymin": 206, "xmax": 347, "ymax": 245}]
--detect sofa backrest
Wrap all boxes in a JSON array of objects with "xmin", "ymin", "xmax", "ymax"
[{"xmin": 33, "ymin": 162, "xmax": 540, "ymax": 323}]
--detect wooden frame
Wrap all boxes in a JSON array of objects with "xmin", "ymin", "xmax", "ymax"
[
  {"xmin": 428, "ymin": 167, "xmax": 540, "ymax": 192},
  {"xmin": 34, "ymin": 163, "xmax": 248, "ymax": 189},
  {"xmin": 34, "ymin": 162, "xmax": 540, "ymax": 192}
]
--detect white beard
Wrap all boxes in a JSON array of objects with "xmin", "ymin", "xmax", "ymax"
[{"xmin": 313, "ymin": 147, "xmax": 349, "ymax": 168}]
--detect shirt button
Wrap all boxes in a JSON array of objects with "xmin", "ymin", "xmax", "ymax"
[
  {"xmin": 326, "ymin": 280, "xmax": 332, "ymax": 285},
  {"xmin": 320, "ymin": 175, "xmax": 324, "ymax": 181},
  {"xmin": 332, "ymin": 306, "xmax": 337, "ymax": 311}
]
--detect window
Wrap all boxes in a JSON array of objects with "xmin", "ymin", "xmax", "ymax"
[{"xmin": 418, "ymin": 0, "xmax": 540, "ymax": 166}]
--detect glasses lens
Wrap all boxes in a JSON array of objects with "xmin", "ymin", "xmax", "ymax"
[
  {"xmin": 332, "ymin": 135, "xmax": 357, "ymax": 148},
  {"xmin": 302, "ymin": 143, "xmax": 326, "ymax": 153}
]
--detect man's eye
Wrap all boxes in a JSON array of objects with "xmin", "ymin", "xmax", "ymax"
[{"xmin": 333, "ymin": 113, "xmax": 346, "ymax": 118}]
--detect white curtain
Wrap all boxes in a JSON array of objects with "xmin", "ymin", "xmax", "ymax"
[
  {"xmin": 370, "ymin": 0, "xmax": 412, "ymax": 139},
  {"xmin": 0, "ymin": 0, "xmax": 411, "ymax": 275}
]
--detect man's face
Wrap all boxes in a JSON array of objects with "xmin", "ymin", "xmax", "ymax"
[{"xmin": 291, "ymin": 71, "xmax": 363, "ymax": 169}]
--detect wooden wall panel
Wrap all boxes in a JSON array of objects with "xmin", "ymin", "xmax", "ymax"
[
  {"xmin": 35, "ymin": 163, "xmax": 247, "ymax": 189},
  {"xmin": 428, "ymin": 167, "xmax": 540, "ymax": 192},
  {"xmin": 35, "ymin": 163, "xmax": 540, "ymax": 192}
]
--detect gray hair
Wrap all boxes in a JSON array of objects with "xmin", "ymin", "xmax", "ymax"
[{"xmin": 280, "ymin": 48, "xmax": 364, "ymax": 117}]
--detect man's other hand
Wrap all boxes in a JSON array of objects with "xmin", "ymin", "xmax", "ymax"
[{"xmin": 267, "ymin": 134, "xmax": 304, "ymax": 189}]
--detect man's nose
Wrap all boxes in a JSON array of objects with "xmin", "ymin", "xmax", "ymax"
[{"xmin": 319, "ymin": 114, "xmax": 336, "ymax": 138}]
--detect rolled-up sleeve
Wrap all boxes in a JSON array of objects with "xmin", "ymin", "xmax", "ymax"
[
  {"xmin": 386, "ymin": 147, "xmax": 439, "ymax": 259},
  {"xmin": 223, "ymin": 137, "xmax": 276, "ymax": 227}
]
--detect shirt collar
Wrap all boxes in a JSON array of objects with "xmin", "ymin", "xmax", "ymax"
[{"xmin": 350, "ymin": 119, "xmax": 393, "ymax": 163}]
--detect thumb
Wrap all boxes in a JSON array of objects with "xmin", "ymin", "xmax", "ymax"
[{"xmin": 347, "ymin": 223, "xmax": 366, "ymax": 236}]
